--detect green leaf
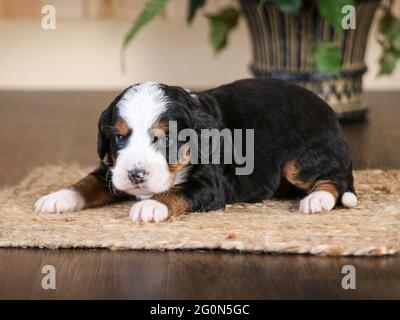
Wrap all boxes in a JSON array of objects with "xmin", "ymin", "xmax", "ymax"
[
  {"xmin": 206, "ymin": 6, "xmax": 240, "ymax": 53},
  {"xmin": 313, "ymin": 42, "xmax": 342, "ymax": 74},
  {"xmin": 274, "ymin": 0, "xmax": 301, "ymax": 16},
  {"xmin": 393, "ymin": 34, "xmax": 400, "ymax": 51},
  {"xmin": 187, "ymin": 0, "xmax": 206, "ymax": 24},
  {"xmin": 317, "ymin": 0, "xmax": 355, "ymax": 35},
  {"xmin": 379, "ymin": 15, "xmax": 400, "ymax": 41},
  {"xmin": 379, "ymin": 50, "xmax": 399, "ymax": 75},
  {"xmin": 123, "ymin": 0, "xmax": 169, "ymax": 50},
  {"xmin": 379, "ymin": 14, "xmax": 393, "ymax": 34}
]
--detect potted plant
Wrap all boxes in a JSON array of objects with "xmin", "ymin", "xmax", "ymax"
[{"xmin": 122, "ymin": 0, "xmax": 400, "ymax": 120}]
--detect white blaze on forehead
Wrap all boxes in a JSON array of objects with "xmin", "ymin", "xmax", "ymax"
[
  {"xmin": 117, "ymin": 82, "xmax": 167, "ymax": 137},
  {"xmin": 112, "ymin": 82, "xmax": 172, "ymax": 195}
]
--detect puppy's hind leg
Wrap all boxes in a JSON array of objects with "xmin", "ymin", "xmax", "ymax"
[
  {"xmin": 299, "ymin": 180, "xmax": 339, "ymax": 214},
  {"xmin": 283, "ymin": 160, "xmax": 357, "ymax": 214}
]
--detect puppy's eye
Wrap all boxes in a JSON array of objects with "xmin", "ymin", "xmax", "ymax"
[
  {"xmin": 159, "ymin": 135, "xmax": 171, "ymax": 146},
  {"xmin": 115, "ymin": 135, "xmax": 127, "ymax": 145},
  {"xmin": 152, "ymin": 136, "xmax": 159, "ymax": 144}
]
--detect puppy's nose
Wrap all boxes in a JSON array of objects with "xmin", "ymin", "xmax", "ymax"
[{"xmin": 128, "ymin": 168, "xmax": 146, "ymax": 184}]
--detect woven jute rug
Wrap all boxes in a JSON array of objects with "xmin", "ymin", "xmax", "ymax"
[{"xmin": 0, "ymin": 165, "xmax": 399, "ymax": 256}]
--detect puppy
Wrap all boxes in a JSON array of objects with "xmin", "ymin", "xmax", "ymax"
[{"xmin": 35, "ymin": 79, "xmax": 357, "ymax": 222}]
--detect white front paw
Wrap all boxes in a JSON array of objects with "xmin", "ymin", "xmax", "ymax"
[
  {"xmin": 129, "ymin": 200, "xmax": 169, "ymax": 223},
  {"xmin": 34, "ymin": 189, "xmax": 85, "ymax": 214},
  {"xmin": 299, "ymin": 191, "xmax": 335, "ymax": 214}
]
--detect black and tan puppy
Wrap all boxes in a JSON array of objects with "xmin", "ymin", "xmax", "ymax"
[{"xmin": 35, "ymin": 79, "xmax": 357, "ymax": 222}]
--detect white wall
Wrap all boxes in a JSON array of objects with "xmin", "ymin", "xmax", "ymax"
[{"xmin": 0, "ymin": 2, "xmax": 399, "ymax": 91}]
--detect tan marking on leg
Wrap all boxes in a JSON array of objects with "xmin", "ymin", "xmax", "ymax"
[
  {"xmin": 153, "ymin": 120, "xmax": 169, "ymax": 133},
  {"xmin": 152, "ymin": 189, "xmax": 188, "ymax": 217},
  {"xmin": 283, "ymin": 160, "xmax": 315, "ymax": 190},
  {"xmin": 311, "ymin": 180, "xmax": 339, "ymax": 200},
  {"xmin": 72, "ymin": 174, "xmax": 113, "ymax": 207}
]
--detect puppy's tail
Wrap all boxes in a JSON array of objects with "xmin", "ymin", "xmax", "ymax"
[{"xmin": 341, "ymin": 162, "xmax": 358, "ymax": 208}]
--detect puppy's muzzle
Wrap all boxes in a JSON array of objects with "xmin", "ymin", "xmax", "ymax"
[{"xmin": 128, "ymin": 168, "xmax": 147, "ymax": 185}]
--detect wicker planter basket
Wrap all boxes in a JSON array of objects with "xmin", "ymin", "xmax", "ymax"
[{"xmin": 240, "ymin": 0, "xmax": 382, "ymax": 120}]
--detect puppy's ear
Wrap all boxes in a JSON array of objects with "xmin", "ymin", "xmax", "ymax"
[
  {"xmin": 97, "ymin": 93, "xmax": 122, "ymax": 160},
  {"xmin": 97, "ymin": 108, "xmax": 112, "ymax": 160}
]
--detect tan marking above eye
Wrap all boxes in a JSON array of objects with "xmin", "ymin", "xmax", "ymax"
[
  {"xmin": 115, "ymin": 119, "xmax": 130, "ymax": 136},
  {"xmin": 153, "ymin": 121, "xmax": 169, "ymax": 134}
]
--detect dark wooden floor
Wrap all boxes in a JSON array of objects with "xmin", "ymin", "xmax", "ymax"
[{"xmin": 0, "ymin": 91, "xmax": 399, "ymax": 299}]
